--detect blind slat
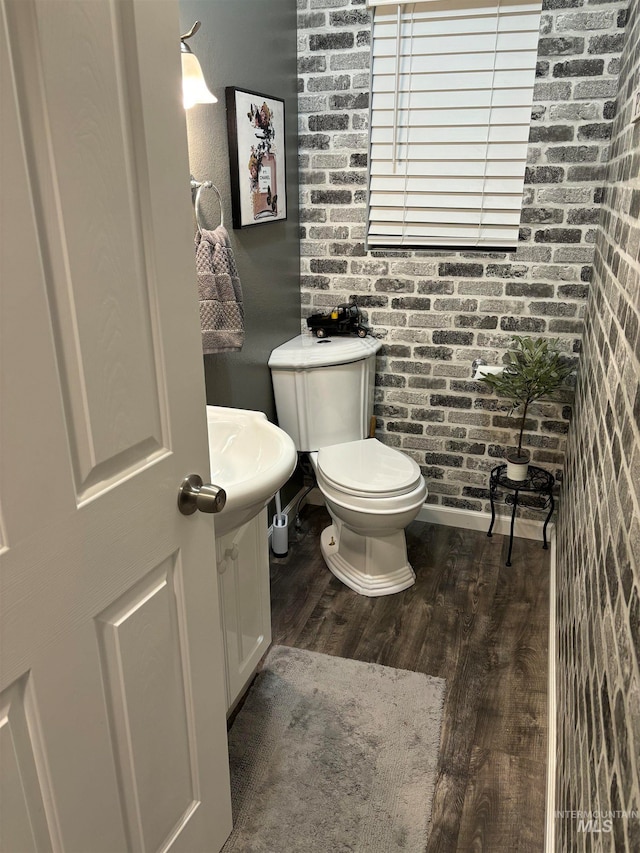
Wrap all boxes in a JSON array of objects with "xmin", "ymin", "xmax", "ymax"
[
  {"xmin": 370, "ymin": 142, "xmax": 530, "ymax": 161},
  {"xmin": 372, "ymin": 53, "xmax": 538, "ymax": 75},
  {"xmin": 371, "ymin": 106, "xmax": 535, "ymax": 127},
  {"xmin": 371, "ymin": 69, "xmax": 537, "ymax": 92},
  {"xmin": 372, "ymin": 31, "xmax": 540, "ymax": 54},
  {"xmin": 371, "ymin": 158, "xmax": 528, "ymax": 177},
  {"xmin": 370, "ymin": 192, "xmax": 525, "ymax": 210},
  {"xmin": 372, "ymin": 88, "xmax": 535, "ymax": 109},
  {"xmin": 368, "ymin": 223, "xmax": 521, "ymax": 242},
  {"xmin": 370, "ymin": 223, "xmax": 518, "ymax": 238},
  {"xmin": 371, "ymin": 125, "xmax": 532, "ymax": 144},
  {"xmin": 370, "ymin": 175, "xmax": 526, "ymax": 193},
  {"xmin": 370, "ymin": 207, "xmax": 524, "ymax": 225}
]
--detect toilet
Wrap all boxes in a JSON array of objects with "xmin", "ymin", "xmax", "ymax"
[{"xmin": 268, "ymin": 334, "xmax": 427, "ymax": 596}]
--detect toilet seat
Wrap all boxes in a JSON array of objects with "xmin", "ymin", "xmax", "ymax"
[
  {"xmin": 317, "ymin": 469, "xmax": 427, "ymax": 519},
  {"xmin": 317, "ymin": 439, "xmax": 422, "ymax": 498}
]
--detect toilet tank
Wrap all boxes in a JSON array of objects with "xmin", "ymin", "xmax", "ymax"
[{"xmin": 268, "ymin": 334, "xmax": 382, "ymax": 452}]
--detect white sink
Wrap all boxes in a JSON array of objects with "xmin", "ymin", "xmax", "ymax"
[{"xmin": 206, "ymin": 405, "xmax": 297, "ymax": 536}]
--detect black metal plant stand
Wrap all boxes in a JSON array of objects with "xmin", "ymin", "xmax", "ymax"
[{"xmin": 487, "ymin": 464, "xmax": 555, "ymax": 567}]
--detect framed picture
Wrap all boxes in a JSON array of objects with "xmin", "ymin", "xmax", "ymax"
[{"xmin": 226, "ymin": 87, "xmax": 287, "ymax": 229}]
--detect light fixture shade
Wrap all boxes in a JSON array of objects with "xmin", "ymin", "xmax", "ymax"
[{"xmin": 181, "ymin": 51, "xmax": 217, "ymax": 109}]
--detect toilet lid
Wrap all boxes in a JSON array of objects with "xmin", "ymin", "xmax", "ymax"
[{"xmin": 317, "ymin": 439, "xmax": 423, "ymax": 497}]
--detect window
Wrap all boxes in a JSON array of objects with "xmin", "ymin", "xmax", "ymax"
[{"xmin": 366, "ymin": 0, "xmax": 542, "ymax": 249}]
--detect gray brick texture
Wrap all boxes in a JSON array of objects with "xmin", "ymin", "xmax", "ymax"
[
  {"xmin": 297, "ymin": 0, "xmax": 628, "ymax": 519},
  {"xmin": 555, "ymin": 0, "xmax": 640, "ymax": 847}
]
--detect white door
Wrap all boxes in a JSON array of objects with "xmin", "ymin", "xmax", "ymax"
[{"xmin": 0, "ymin": 1, "xmax": 232, "ymax": 851}]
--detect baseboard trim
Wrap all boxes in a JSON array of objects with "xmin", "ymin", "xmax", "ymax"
[
  {"xmin": 545, "ymin": 527, "xmax": 557, "ymax": 853},
  {"xmin": 292, "ymin": 492, "xmax": 554, "ymax": 542},
  {"xmin": 417, "ymin": 502, "xmax": 554, "ymax": 542}
]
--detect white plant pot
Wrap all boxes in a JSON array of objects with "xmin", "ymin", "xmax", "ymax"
[{"xmin": 506, "ymin": 457, "xmax": 529, "ymax": 482}]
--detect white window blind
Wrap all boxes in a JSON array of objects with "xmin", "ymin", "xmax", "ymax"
[{"xmin": 367, "ymin": 0, "xmax": 542, "ymax": 249}]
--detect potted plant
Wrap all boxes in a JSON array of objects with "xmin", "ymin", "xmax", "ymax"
[{"xmin": 477, "ymin": 336, "xmax": 574, "ymax": 481}]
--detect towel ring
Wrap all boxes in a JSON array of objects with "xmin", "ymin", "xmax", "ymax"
[{"xmin": 191, "ymin": 178, "xmax": 224, "ymax": 232}]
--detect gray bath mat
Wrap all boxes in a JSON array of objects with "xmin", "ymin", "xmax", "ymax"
[{"xmin": 222, "ymin": 645, "xmax": 446, "ymax": 852}]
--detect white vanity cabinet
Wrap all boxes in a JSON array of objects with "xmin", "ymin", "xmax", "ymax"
[{"xmin": 215, "ymin": 508, "xmax": 272, "ymax": 712}]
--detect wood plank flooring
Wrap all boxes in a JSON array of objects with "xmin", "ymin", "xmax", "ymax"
[{"xmin": 269, "ymin": 506, "xmax": 549, "ymax": 852}]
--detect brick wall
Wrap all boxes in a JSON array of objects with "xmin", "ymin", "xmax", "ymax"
[
  {"xmin": 297, "ymin": 0, "xmax": 627, "ymax": 516},
  {"xmin": 555, "ymin": 0, "xmax": 640, "ymax": 846}
]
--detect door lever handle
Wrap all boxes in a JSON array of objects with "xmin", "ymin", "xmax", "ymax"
[{"xmin": 178, "ymin": 474, "xmax": 226, "ymax": 515}]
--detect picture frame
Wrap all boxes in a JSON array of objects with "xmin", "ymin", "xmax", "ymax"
[{"xmin": 225, "ymin": 87, "xmax": 287, "ymax": 229}]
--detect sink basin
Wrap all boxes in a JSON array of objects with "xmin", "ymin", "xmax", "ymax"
[{"xmin": 206, "ymin": 405, "xmax": 297, "ymax": 536}]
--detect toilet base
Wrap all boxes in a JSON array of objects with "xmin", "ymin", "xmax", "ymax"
[{"xmin": 320, "ymin": 522, "xmax": 416, "ymax": 597}]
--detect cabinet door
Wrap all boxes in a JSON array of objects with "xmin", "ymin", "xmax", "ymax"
[{"xmin": 217, "ymin": 510, "xmax": 272, "ymax": 711}]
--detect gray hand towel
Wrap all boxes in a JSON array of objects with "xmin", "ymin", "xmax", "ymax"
[{"xmin": 195, "ymin": 225, "xmax": 245, "ymax": 354}]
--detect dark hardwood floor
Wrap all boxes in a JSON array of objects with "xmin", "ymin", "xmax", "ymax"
[{"xmin": 269, "ymin": 505, "xmax": 549, "ymax": 852}]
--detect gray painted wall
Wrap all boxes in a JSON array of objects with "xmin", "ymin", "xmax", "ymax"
[{"xmin": 179, "ymin": 0, "xmax": 301, "ymax": 419}]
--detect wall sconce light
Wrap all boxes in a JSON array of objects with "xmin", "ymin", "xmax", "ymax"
[{"xmin": 181, "ymin": 21, "xmax": 217, "ymax": 109}]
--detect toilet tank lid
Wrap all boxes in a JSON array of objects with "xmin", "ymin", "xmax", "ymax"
[{"xmin": 268, "ymin": 334, "xmax": 382, "ymax": 370}]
